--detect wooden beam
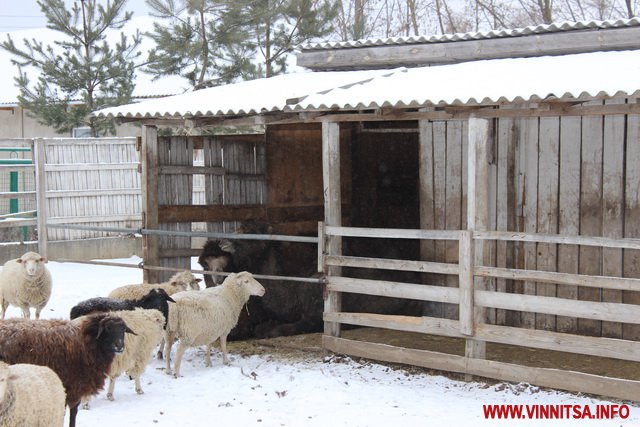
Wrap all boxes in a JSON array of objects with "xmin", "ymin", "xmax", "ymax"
[
  {"xmin": 322, "ymin": 336, "xmax": 640, "ymax": 402},
  {"xmin": 298, "ymin": 26, "xmax": 640, "ymax": 70},
  {"xmin": 141, "ymin": 125, "xmax": 160, "ymax": 283},
  {"xmin": 323, "ymin": 121, "xmax": 342, "ymax": 337},
  {"xmin": 158, "ymin": 204, "xmax": 324, "ymax": 224},
  {"xmin": 33, "ymin": 139, "xmax": 47, "ymax": 259}
]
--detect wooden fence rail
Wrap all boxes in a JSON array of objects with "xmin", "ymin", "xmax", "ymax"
[{"xmin": 320, "ymin": 224, "xmax": 640, "ymax": 402}]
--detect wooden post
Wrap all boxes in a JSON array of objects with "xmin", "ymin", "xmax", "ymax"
[
  {"xmin": 459, "ymin": 230, "xmax": 474, "ymax": 335},
  {"xmin": 33, "ymin": 138, "xmax": 48, "ymax": 259},
  {"xmin": 141, "ymin": 125, "xmax": 160, "ymax": 284},
  {"xmin": 466, "ymin": 116, "xmax": 491, "ymax": 360},
  {"xmin": 323, "ymin": 121, "xmax": 342, "ymax": 337}
]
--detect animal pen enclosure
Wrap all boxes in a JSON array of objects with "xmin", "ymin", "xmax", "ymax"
[{"xmin": 95, "ymin": 22, "xmax": 640, "ymax": 401}]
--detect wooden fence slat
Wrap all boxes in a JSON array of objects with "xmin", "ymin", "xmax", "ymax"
[
  {"xmin": 579, "ymin": 103, "xmax": 604, "ymax": 336},
  {"xmin": 445, "ymin": 121, "xmax": 463, "ymax": 320},
  {"xmin": 323, "ymin": 336, "xmax": 640, "ymax": 402},
  {"xmin": 623, "ymin": 112, "xmax": 640, "ymax": 340},
  {"xmin": 327, "ymin": 276, "xmax": 460, "ymax": 304},
  {"xmin": 602, "ymin": 99, "xmax": 625, "ymax": 338},
  {"xmin": 324, "ymin": 311, "xmax": 640, "ymax": 362},
  {"xmin": 521, "ymin": 116, "xmax": 538, "ymax": 329}
]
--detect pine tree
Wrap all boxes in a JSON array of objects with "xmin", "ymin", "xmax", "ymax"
[
  {"xmin": 145, "ymin": 0, "xmax": 338, "ymax": 89},
  {"xmin": 1, "ymin": 0, "xmax": 141, "ymax": 136}
]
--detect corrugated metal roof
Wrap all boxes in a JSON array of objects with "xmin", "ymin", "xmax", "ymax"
[
  {"xmin": 94, "ymin": 69, "xmax": 397, "ymax": 119},
  {"xmin": 299, "ymin": 18, "xmax": 640, "ymax": 50},
  {"xmin": 95, "ymin": 49, "xmax": 640, "ymax": 119}
]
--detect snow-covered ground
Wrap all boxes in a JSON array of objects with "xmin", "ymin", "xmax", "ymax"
[{"xmin": 3, "ymin": 256, "xmax": 638, "ymax": 426}]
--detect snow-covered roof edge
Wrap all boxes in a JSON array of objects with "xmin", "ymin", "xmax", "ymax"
[{"xmin": 299, "ymin": 18, "xmax": 640, "ymax": 50}]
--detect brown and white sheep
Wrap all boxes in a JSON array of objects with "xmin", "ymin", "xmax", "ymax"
[
  {"xmin": 107, "ymin": 270, "xmax": 201, "ymax": 300},
  {"xmin": 0, "ymin": 313, "xmax": 135, "ymax": 427}
]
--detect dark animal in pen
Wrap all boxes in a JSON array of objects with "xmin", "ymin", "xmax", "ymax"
[
  {"xmin": 198, "ymin": 226, "xmax": 424, "ymax": 339},
  {"xmin": 0, "ymin": 313, "xmax": 135, "ymax": 427},
  {"xmin": 70, "ymin": 288, "xmax": 175, "ymax": 327}
]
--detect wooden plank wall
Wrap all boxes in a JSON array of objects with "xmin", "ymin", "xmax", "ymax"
[
  {"xmin": 43, "ymin": 138, "xmax": 141, "ymax": 240},
  {"xmin": 158, "ymin": 136, "xmax": 193, "ymax": 281},
  {"xmin": 203, "ymin": 135, "xmax": 266, "ymax": 234},
  {"xmin": 419, "ymin": 100, "xmax": 640, "ymax": 339}
]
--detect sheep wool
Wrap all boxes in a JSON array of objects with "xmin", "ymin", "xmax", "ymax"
[
  {"xmin": 0, "ymin": 252, "xmax": 52, "ymax": 319},
  {"xmin": 105, "ymin": 308, "xmax": 165, "ymax": 400},
  {"xmin": 0, "ymin": 362, "xmax": 66, "ymax": 427},
  {"xmin": 165, "ymin": 271, "xmax": 265, "ymax": 377},
  {"xmin": 108, "ymin": 270, "xmax": 201, "ymax": 300}
]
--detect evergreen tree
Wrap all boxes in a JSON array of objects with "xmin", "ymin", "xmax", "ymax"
[
  {"xmin": 145, "ymin": 0, "xmax": 338, "ymax": 89},
  {"xmin": 1, "ymin": 0, "xmax": 141, "ymax": 136}
]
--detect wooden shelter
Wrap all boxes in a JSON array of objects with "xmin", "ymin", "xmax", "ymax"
[{"xmin": 97, "ymin": 18, "xmax": 640, "ymax": 401}]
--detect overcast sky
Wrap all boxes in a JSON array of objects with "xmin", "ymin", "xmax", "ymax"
[{"xmin": 0, "ymin": 1, "xmax": 152, "ymax": 31}]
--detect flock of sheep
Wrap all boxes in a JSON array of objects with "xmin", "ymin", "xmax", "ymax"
[{"xmin": 0, "ymin": 251, "xmax": 266, "ymax": 427}]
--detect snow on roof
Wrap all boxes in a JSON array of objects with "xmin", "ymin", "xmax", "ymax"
[
  {"xmin": 93, "ymin": 69, "xmax": 396, "ymax": 118},
  {"xmin": 299, "ymin": 17, "xmax": 640, "ymax": 50},
  {"xmin": 95, "ymin": 49, "xmax": 640, "ymax": 119},
  {"xmin": 289, "ymin": 49, "xmax": 640, "ymax": 111},
  {"xmin": 0, "ymin": 16, "xmax": 189, "ymax": 105}
]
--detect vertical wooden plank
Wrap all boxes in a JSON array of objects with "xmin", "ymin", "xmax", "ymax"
[
  {"xmin": 601, "ymin": 99, "xmax": 625, "ymax": 338},
  {"xmin": 141, "ymin": 126, "xmax": 159, "ymax": 284},
  {"xmin": 579, "ymin": 104, "xmax": 603, "ymax": 336},
  {"xmin": 623, "ymin": 111, "xmax": 640, "ymax": 340},
  {"xmin": 536, "ymin": 116, "xmax": 559, "ymax": 331},
  {"xmin": 419, "ymin": 119, "xmax": 443, "ymax": 318},
  {"xmin": 459, "ymin": 230, "xmax": 474, "ymax": 336},
  {"xmin": 445, "ymin": 121, "xmax": 463, "ymax": 320},
  {"xmin": 33, "ymin": 138, "xmax": 48, "ymax": 258},
  {"xmin": 466, "ymin": 116, "xmax": 490, "ymax": 360},
  {"xmin": 433, "ymin": 122, "xmax": 447, "ymax": 301},
  {"xmin": 496, "ymin": 116, "xmax": 517, "ymax": 326},
  {"xmin": 521, "ymin": 116, "xmax": 539, "ymax": 329},
  {"xmin": 557, "ymin": 116, "xmax": 581, "ymax": 334},
  {"xmin": 418, "ymin": 119, "xmax": 435, "ymax": 261},
  {"xmin": 323, "ymin": 121, "xmax": 342, "ymax": 337},
  {"xmin": 204, "ymin": 136, "xmax": 224, "ymax": 234}
]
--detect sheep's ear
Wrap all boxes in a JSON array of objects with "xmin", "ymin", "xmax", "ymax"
[
  {"xmin": 220, "ymin": 239, "xmax": 235, "ymax": 253},
  {"xmin": 167, "ymin": 295, "xmax": 176, "ymax": 303},
  {"xmin": 125, "ymin": 325, "xmax": 137, "ymax": 336},
  {"xmin": 40, "ymin": 257, "xmax": 48, "ymax": 263},
  {"xmin": 96, "ymin": 323, "xmax": 105, "ymax": 339},
  {"xmin": 195, "ymin": 278, "xmax": 202, "ymax": 283},
  {"xmin": 16, "ymin": 258, "xmax": 23, "ymax": 264},
  {"xmin": 8, "ymin": 375, "xmax": 18, "ymax": 381}
]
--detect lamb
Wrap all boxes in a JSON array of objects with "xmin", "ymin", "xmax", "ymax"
[
  {"xmin": 0, "ymin": 313, "xmax": 135, "ymax": 427},
  {"xmin": 0, "ymin": 251, "xmax": 52, "ymax": 319},
  {"xmin": 82, "ymin": 308, "xmax": 164, "ymax": 403},
  {"xmin": 0, "ymin": 362, "xmax": 66, "ymax": 427},
  {"xmin": 164, "ymin": 271, "xmax": 265, "ymax": 378},
  {"xmin": 70, "ymin": 288, "xmax": 175, "ymax": 328},
  {"xmin": 107, "ymin": 270, "xmax": 201, "ymax": 300}
]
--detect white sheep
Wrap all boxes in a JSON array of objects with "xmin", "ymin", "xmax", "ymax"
[
  {"xmin": 0, "ymin": 362, "xmax": 66, "ymax": 427},
  {"xmin": 0, "ymin": 252, "xmax": 52, "ymax": 319},
  {"xmin": 107, "ymin": 270, "xmax": 201, "ymax": 300},
  {"xmin": 164, "ymin": 271, "xmax": 265, "ymax": 378}
]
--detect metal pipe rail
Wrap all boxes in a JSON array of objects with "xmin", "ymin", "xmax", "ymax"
[
  {"xmin": 46, "ymin": 223, "xmax": 319, "ymax": 243},
  {"xmin": 54, "ymin": 259, "xmax": 324, "ymax": 285}
]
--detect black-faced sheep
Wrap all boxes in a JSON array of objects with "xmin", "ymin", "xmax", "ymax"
[
  {"xmin": 69, "ymin": 288, "xmax": 175, "ymax": 328},
  {"xmin": 0, "ymin": 362, "xmax": 66, "ymax": 427},
  {"xmin": 164, "ymin": 272, "xmax": 265, "ymax": 378},
  {"xmin": 0, "ymin": 313, "xmax": 135, "ymax": 427},
  {"xmin": 107, "ymin": 270, "xmax": 201, "ymax": 299},
  {"xmin": 81, "ymin": 308, "xmax": 164, "ymax": 403},
  {"xmin": 0, "ymin": 251, "xmax": 52, "ymax": 319}
]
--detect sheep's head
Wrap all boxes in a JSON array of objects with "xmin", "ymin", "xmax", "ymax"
[
  {"xmin": 169, "ymin": 271, "xmax": 202, "ymax": 291},
  {"xmin": 199, "ymin": 240, "xmax": 236, "ymax": 286},
  {"xmin": 17, "ymin": 252, "xmax": 47, "ymax": 276},
  {"xmin": 229, "ymin": 272, "xmax": 265, "ymax": 297},
  {"xmin": 94, "ymin": 315, "xmax": 137, "ymax": 354}
]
